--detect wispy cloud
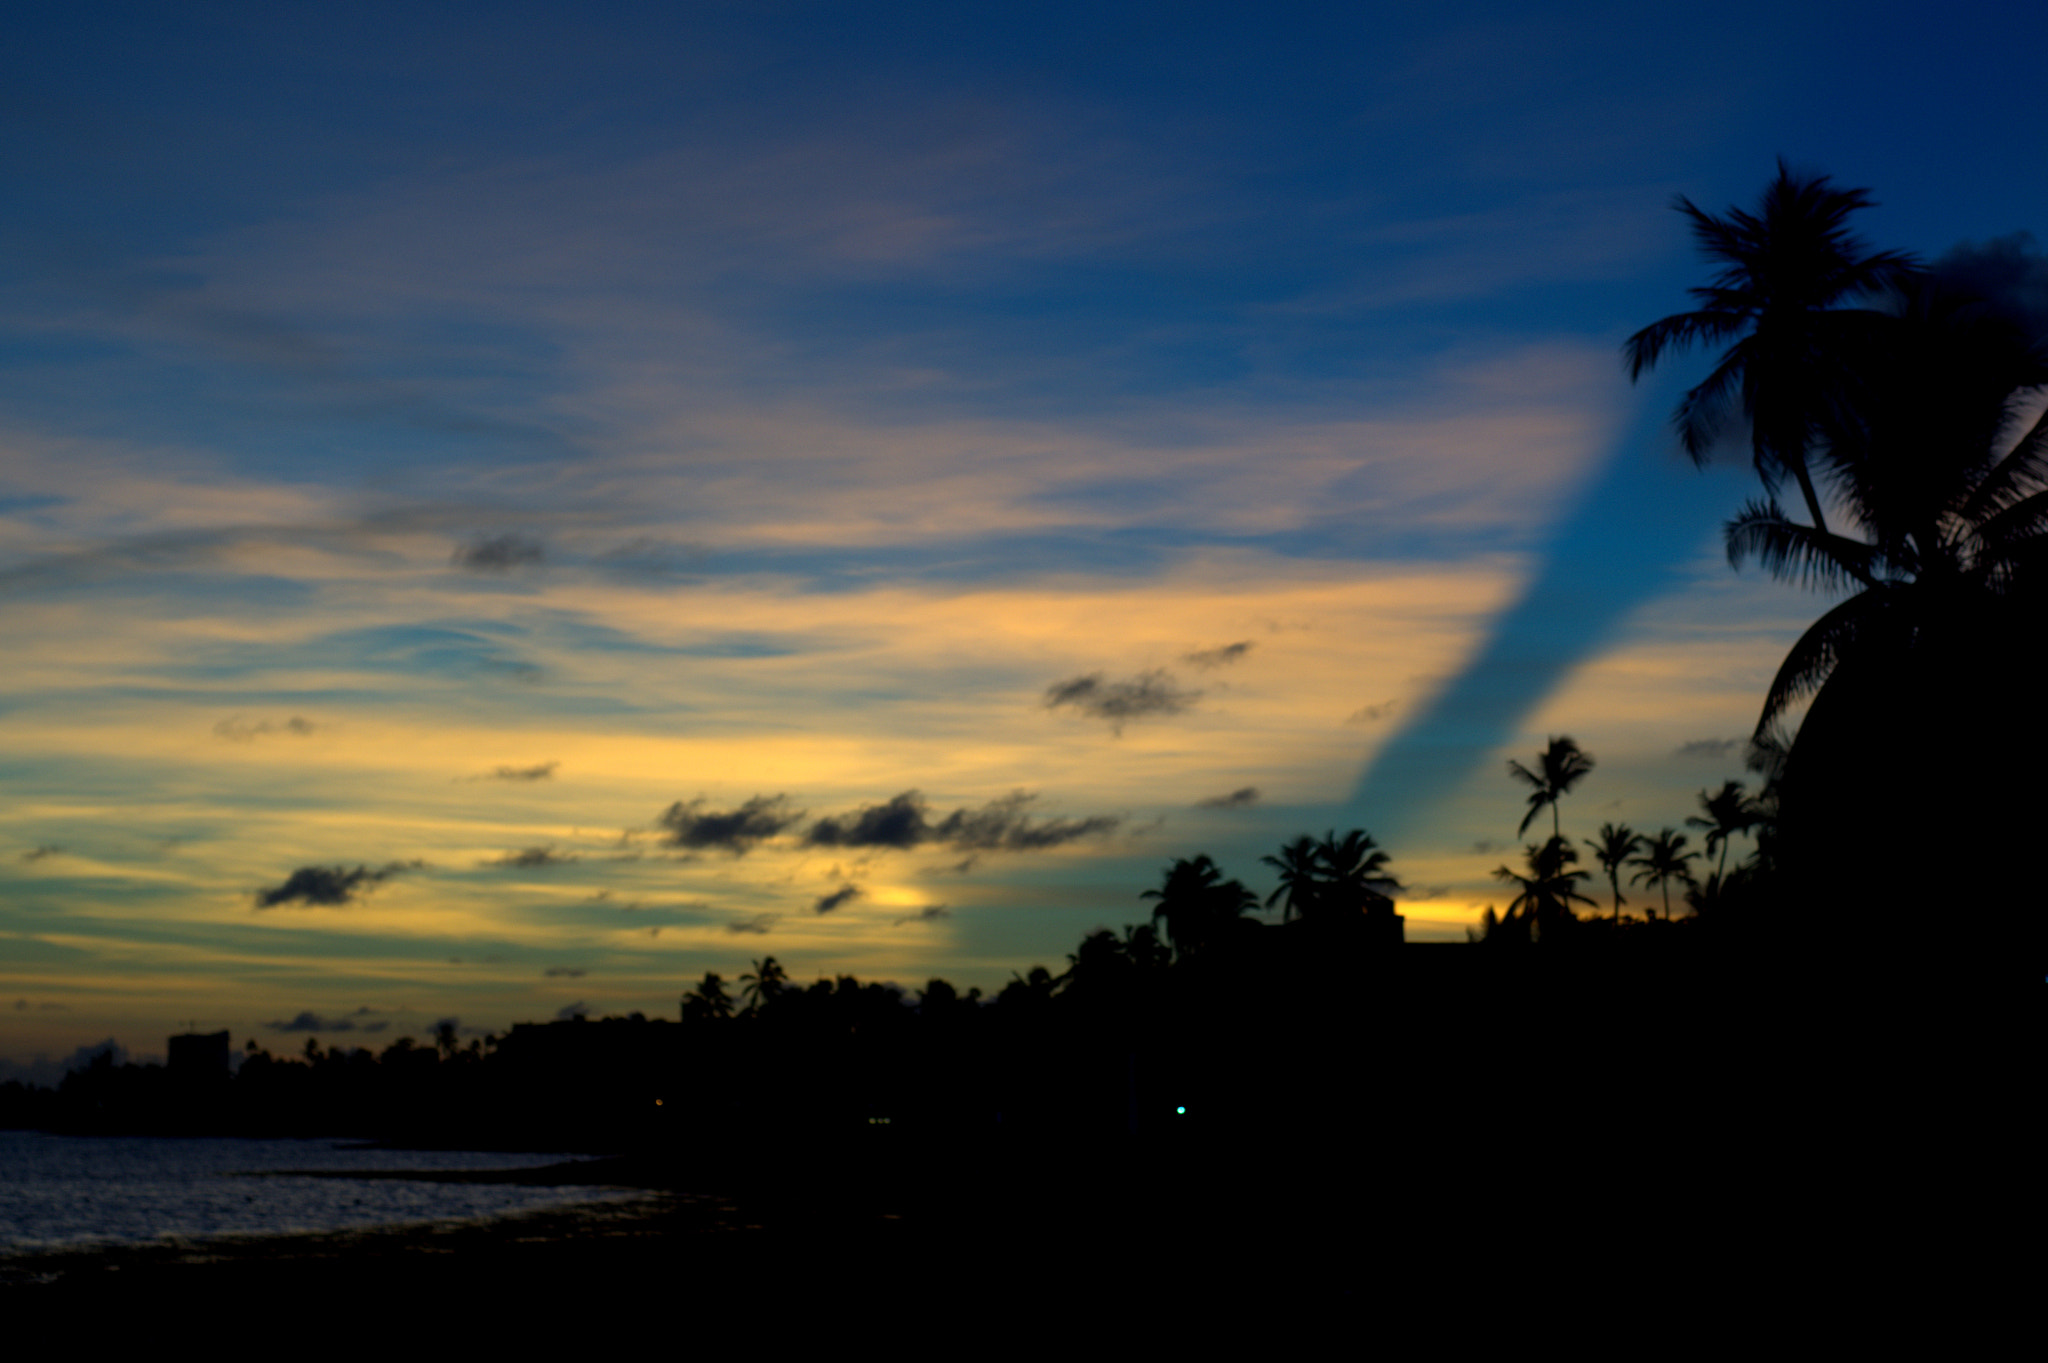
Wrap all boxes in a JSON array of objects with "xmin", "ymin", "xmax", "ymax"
[
  {"xmin": 265, "ymin": 1007, "xmax": 386, "ymax": 1034},
  {"xmin": 487, "ymin": 847, "xmax": 578, "ymax": 868},
  {"xmin": 1182, "ymin": 641, "xmax": 1253, "ymax": 669},
  {"xmin": 215, "ymin": 715, "xmax": 319, "ymax": 742},
  {"xmin": 806, "ymin": 791, "xmax": 1119, "ymax": 854},
  {"xmin": 480, "ymin": 761, "xmax": 559, "ymax": 782},
  {"xmin": 813, "ymin": 884, "xmax": 863, "ymax": 914},
  {"xmin": 1195, "ymin": 787, "xmax": 1259, "ymax": 810},
  {"xmin": 453, "ymin": 534, "xmax": 546, "ymax": 573},
  {"xmin": 657, "ymin": 796, "xmax": 803, "ymax": 854},
  {"xmin": 1043, "ymin": 671, "xmax": 1198, "ymax": 731},
  {"xmin": 253, "ymin": 862, "xmax": 421, "ymax": 909}
]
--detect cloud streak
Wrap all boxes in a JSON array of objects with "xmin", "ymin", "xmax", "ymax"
[
  {"xmin": 487, "ymin": 847, "xmax": 578, "ymax": 868},
  {"xmin": 253, "ymin": 863, "xmax": 420, "ymax": 909},
  {"xmin": 452, "ymin": 534, "xmax": 546, "ymax": 573},
  {"xmin": 482, "ymin": 761, "xmax": 559, "ymax": 782},
  {"xmin": 658, "ymin": 796, "xmax": 803, "ymax": 854},
  {"xmin": 1182, "ymin": 641, "xmax": 1254, "ymax": 669},
  {"xmin": 1043, "ymin": 671, "xmax": 1199, "ymax": 731},
  {"xmin": 813, "ymin": 884, "xmax": 863, "ymax": 914},
  {"xmin": 806, "ymin": 791, "xmax": 1119, "ymax": 854}
]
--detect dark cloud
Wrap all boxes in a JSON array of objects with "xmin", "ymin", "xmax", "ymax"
[
  {"xmin": 267, "ymin": 1011, "xmax": 355, "ymax": 1033},
  {"xmin": 1346, "ymin": 702, "xmax": 1397, "ymax": 724},
  {"xmin": 1932, "ymin": 233, "xmax": 2048, "ymax": 338},
  {"xmin": 727, "ymin": 914, "xmax": 778, "ymax": 935},
  {"xmin": 215, "ymin": 715, "xmax": 319, "ymax": 741},
  {"xmin": 453, "ymin": 533, "xmax": 546, "ymax": 572},
  {"xmin": 1471, "ymin": 840, "xmax": 1503, "ymax": 855},
  {"xmin": 555, "ymin": 1001, "xmax": 590, "ymax": 1020},
  {"xmin": 1196, "ymin": 787, "xmax": 1260, "ymax": 810},
  {"xmin": 814, "ymin": 884, "xmax": 864, "ymax": 914},
  {"xmin": 1043, "ymin": 670, "xmax": 1199, "ymax": 730},
  {"xmin": 1676, "ymin": 738, "xmax": 1740, "ymax": 759},
  {"xmin": 544, "ymin": 966, "xmax": 587, "ymax": 978},
  {"xmin": 484, "ymin": 761, "xmax": 558, "ymax": 782},
  {"xmin": 806, "ymin": 791, "xmax": 1120, "ymax": 853},
  {"xmin": 894, "ymin": 905, "xmax": 951, "ymax": 926},
  {"xmin": 20, "ymin": 844, "xmax": 61, "ymax": 863},
  {"xmin": 1182, "ymin": 641, "xmax": 1254, "ymax": 669},
  {"xmin": 658, "ymin": 795, "xmax": 802, "ymax": 853},
  {"xmin": 254, "ymin": 861, "xmax": 420, "ymax": 908},
  {"xmin": 936, "ymin": 793, "xmax": 1120, "ymax": 851},
  {"xmin": 806, "ymin": 792, "xmax": 928, "ymax": 849},
  {"xmin": 487, "ymin": 846, "xmax": 578, "ymax": 868}
]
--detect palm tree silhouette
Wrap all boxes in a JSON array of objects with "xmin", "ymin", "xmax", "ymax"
[
  {"xmin": 1726, "ymin": 273, "xmax": 2048, "ymax": 949},
  {"xmin": 1625, "ymin": 161, "xmax": 1917, "ymax": 536},
  {"xmin": 1260, "ymin": 836, "xmax": 1325, "ymax": 922},
  {"xmin": 1730, "ymin": 275, "xmax": 2048, "ymax": 744},
  {"xmin": 1507, "ymin": 736, "xmax": 1595, "ymax": 839},
  {"xmin": 1686, "ymin": 782, "xmax": 1759, "ymax": 880},
  {"xmin": 1491, "ymin": 835, "xmax": 1596, "ymax": 941},
  {"xmin": 1141, "ymin": 855, "xmax": 1258, "ymax": 960},
  {"xmin": 1627, "ymin": 829, "xmax": 1699, "ymax": 921},
  {"xmin": 739, "ymin": 956, "xmax": 787, "ymax": 1012},
  {"xmin": 682, "ymin": 971, "xmax": 734, "ymax": 1023},
  {"xmin": 1316, "ymin": 828, "xmax": 1403, "ymax": 913},
  {"xmin": 1583, "ymin": 822, "xmax": 1643, "ymax": 921}
]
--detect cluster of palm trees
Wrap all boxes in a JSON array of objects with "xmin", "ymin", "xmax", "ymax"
[
  {"xmin": 1137, "ymin": 829, "xmax": 1404, "ymax": 960},
  {"xmin": 1485, "ymin": 736, "xmax": 1770, "ymax": 940}
]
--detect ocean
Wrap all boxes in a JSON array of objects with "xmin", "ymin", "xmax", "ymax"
[{"xmin": 0, "ymin": 1130, "xmax": 641, "ymax": 1254}]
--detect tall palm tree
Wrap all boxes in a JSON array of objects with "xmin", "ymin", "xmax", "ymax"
[
  {"xmin": 1314, "ymin": 828, "xmax": 1403, "ymax": 913},
  {"xmin": 1727, "ymin": 274, "xmax": 2048, "ymax": 948},
  {"xmin": 1627, "ymin": 829, "xmax": 1699, "ymax": 921},
  {"xmin": 1260, "ymin": 836, "xmax": 1325, "ymax": 922},
  {"xmin": 682, "ymin": 971, "xmax": 734, "ymax": 1023},
  {"xmin": 1583, "ymin": 822, "xmax": 1643, "ymax": 921},
  {"xmin": 739, "ymin": 956, "xmax": 787, "ymax": 1012},
  {"xmin": 1731, "ymin": 277, "xmax": 2048, "ymax": 743},
  {"xmin": 1141, "ymin": 855, "xmax": 1258, "ymax": 960},
  {"xmin": 1507, "ymin": 736, "xmax": 1595, "ymax": 839},
  {"xmin": 1625, "ymin": 161, "xmax": 1918, "ymax": 536},
  {"xmin": 1687, "ymin": 782, "xmax": 1759, "ymax": 879},
  {"xmin": 1491, "ymin": 835, "xmax": 1596, "ymax": 941}
]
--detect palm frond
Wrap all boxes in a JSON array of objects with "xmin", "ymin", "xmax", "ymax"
[
  {"xmin": 1674, "ymin": 350, "xmax": 1752, "ymax": 464},
  {"xmin": 1624, "ymin": 310, "xmax": 1747, "ymax": 381},
  {"xmin": 1754, "ymin": 590, "xmax": 1890, "ymax": 735},
  {"xmin": 1725, "ymin": 498, "xmax": 1882, "ymax": 589},
  {"xmin": 1961, "ymin": 393, "xmax": 2048, "ymax": 525},
  {"xmin": 1969, "ymin": 486, "xmax": 2048, "ymax": 566}
]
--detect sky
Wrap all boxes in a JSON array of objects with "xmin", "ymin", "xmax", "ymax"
[{"xmin": 5, "ymin": 0, "xmax": 2046, "ymax": 1070}]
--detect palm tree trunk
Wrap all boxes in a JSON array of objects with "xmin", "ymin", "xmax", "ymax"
[{"xmin": 1791, "ymin": 458, "xmax": 1830, "ymax": 537}]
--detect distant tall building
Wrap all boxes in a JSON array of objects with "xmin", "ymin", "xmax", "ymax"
[{"xmin": 167, "ymin": 1029, "xmax": 231, "ymax": 1082}]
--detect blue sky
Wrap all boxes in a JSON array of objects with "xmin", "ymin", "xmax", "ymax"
[{"xmin": 5, "ymin": 1, "xmax": 2045, "ymax": 1065}]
